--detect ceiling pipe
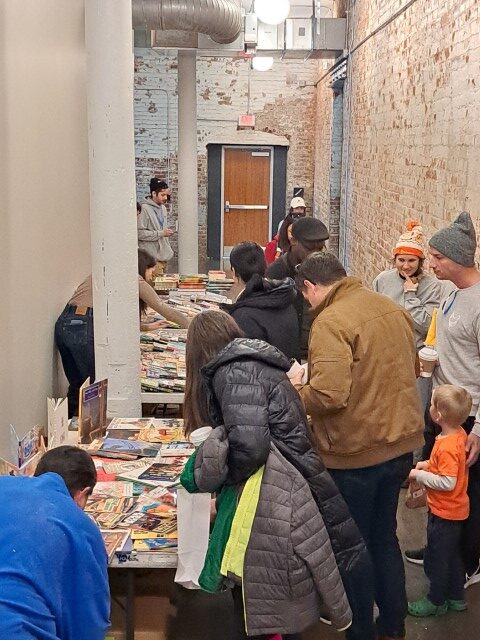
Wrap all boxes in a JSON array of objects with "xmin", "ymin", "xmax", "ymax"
[{"xmin": 132, "ymin": 0, "xmax": 242, "ymax": 44}]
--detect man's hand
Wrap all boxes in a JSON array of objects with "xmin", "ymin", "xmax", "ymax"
[
  {"xmin": 409, "ymin": 469, "xmax": 420, "ymax": 481},
  {"xmin": 163, "ymin": 228, "xmax": 174, "ymax": 237},
  {"xmin": 288, "ymin": 368, "xmax": 305, "ymax": 387},
  {"xmin": 466, "ymin": 432, "xmax": 480, "ymax": 467}
]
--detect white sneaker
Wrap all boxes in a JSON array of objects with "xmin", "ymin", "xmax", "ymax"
[{"xmin": 464, "ymin": 562, "xmax": 480, "ymax": 589}]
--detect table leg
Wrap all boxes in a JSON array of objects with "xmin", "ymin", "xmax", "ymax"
[{"xmin": 126, "ymin": 569, "xmax": 135, "ymax": 640}]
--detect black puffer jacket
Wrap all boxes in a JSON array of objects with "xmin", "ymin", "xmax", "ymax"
[
  {"xmin": 222, "ymin": 276, "xmax": 299, "ymax": 361},
  {"xmin": 202, "ymin": 338, "xmax": 372, "ymax": 626}
]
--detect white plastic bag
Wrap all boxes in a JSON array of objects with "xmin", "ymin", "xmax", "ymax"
[{"xmin": 174, "ymin": 487, "xmax": 211, "ymax": 589}]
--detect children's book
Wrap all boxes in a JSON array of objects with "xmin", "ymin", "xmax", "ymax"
[
  {"xmin": 120, "ymin": 512, "xmax": 177, "ymax": 537},
  {"xmin": 47, "ymin": 397, "xmax": 69, "ymax": 449},
  {"xmin": 78, "ymin": 378, "xmax": 108, "ymax": 444},
  {"xmin": 100, "ymin": 529, "xmax": 131, "ymax": 561}
]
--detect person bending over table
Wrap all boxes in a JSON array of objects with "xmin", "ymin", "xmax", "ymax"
[
  {"xmin": 0, "ymin": 446, "xmax": 110, "ymax": 640},
  {"xmin": 55, "ymin": 248, "xmax": 190, "ymax": 417}
]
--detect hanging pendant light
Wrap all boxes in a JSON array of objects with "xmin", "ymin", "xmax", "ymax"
[{"xmin": 255, "ymin": 0, "xmax": 290, "ymax": 26}]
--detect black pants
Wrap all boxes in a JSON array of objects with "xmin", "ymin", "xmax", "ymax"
[
  {"xmin": 425, "ymin": 513, "xmax": 465, "ymax": 604},
  {"xmin": 329, "ymin": 453, "xmax": 412, "ymax": 640},
  {"xmin": 232, "ymin": 586, "xmax": 301, "ymax": 640},
  {"xmin": 55, "ymin": 305, "xmax": 95, "ymax": 417},
  {"xmin": 424, "ymin": 413, "xmax": 480, "ymax": 575}
]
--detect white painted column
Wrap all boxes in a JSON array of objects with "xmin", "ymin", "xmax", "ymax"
[
  {"xmin": 85, "ymin": 0, "xmax": 141, "ymax": 417},
  {"xmin": 177, "ymin": 50, "xmax": 199, "ymax": 273}
]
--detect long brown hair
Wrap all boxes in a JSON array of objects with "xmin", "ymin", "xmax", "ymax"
[{"xmin": 183, "ymin": 310, "xmax": 244, "ymax": 436}]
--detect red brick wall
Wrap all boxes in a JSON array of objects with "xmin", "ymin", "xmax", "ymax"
[{"xmin": 315, "ymin": 0, "xmax": 480, "ymax": 283}]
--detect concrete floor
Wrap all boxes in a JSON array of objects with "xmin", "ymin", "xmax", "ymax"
[{"xmin": 110, "ymin": 491, "xmax": 480, "ymax": 639}]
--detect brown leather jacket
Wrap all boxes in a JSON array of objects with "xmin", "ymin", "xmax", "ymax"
[{"xmin": 299, "ymin": 277, "xmax": 424, "ymax": 469}]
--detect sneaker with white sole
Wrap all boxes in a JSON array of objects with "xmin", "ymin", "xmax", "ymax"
[
  {"xmin": 404, "ymin": 548, "xmax": 425, "ymax": 565},
  {"xmin": 465, "ymin": 562, "xmax": 480, "ymax": 589}
]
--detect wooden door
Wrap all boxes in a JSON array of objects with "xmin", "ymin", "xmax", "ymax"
[{"xmin": 223, "ymin": 148, "xmax": 271, "ymax": 257}]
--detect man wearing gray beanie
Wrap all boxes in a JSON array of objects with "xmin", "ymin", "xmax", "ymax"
[
  {"xmin": 405, "ymin": 211, "xmax": 480, "ymax": 590},
  {"xmin": 429, "ymin": 211, "xmax": 477, "ymax": 267}
]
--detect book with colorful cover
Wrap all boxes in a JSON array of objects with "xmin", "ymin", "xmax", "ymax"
[
  {"xmin": 78, "ymin": 379, "xmax": 108, "ymax": 444},
  {"xmin": 100, "ymin": 529, "xmax": 131, "ymax": 561},
  {"xmin": 137, "ymin": 462, "xmax": 183, "ymax": 484},
  {"xmin": 85, "ymin": 496, "xmax": 136, "ymax": 514},
  {"xmin": 90, "ymin": 481, "xmax": 134, "ymax": 498},
  {"xmin": 133, "ymin": 538, "xmax": 177, "ymax": 552},
  {"xmin": 90, "ymin": 512, "xmax": 126, "ymax": 529},
  {"xmin": 99, "ymin": 438, "xmax": 160, "ymax": 458},
  {"xmin": 160, "ymin": 441, "xmax": 195, "ymax": 457},
  {"xmin": 116, "ymin": 465, "xmax": 177, "ymax": 488},
  {"xmin": 120, "ymin": 512, "xmax": 177, "ymax": 537}
]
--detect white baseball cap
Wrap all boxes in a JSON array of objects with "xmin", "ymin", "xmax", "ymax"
[{"xmin": 290, "ymin": 197, "xmax": 306, "ymax": 209}]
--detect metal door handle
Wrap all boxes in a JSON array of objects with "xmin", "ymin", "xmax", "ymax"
[{"xmin": 224, "ymin": 203, "xmax": 268, "ymax": 212}]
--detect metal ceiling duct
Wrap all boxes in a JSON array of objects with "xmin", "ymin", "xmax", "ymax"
[{"xmin": 132, "ymin": 0, "xmax": 242, "ymax": 45}]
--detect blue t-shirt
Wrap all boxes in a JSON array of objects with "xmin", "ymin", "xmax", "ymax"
[{"xmin": 0, "ymin": 473, "xmax": 110, "ymax": 640}]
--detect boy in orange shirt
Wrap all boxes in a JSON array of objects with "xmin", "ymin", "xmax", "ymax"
[{"xmin": 408, "ymin": 384, "xmax": 472, "ymax": 617}]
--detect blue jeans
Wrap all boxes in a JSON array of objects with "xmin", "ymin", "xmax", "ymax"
[
  {"xmin": 329, "ymin": 453, "xmax": 412, "ymax": 639},
  {"xmin": 55, "ymin": 305, "xmax": 95, "ymax": 417}
]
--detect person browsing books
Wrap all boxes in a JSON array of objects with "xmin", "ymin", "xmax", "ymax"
[
  {"xmin": 55, "ymin": 249, "xmax": 190, "ymax": 417},
  {"xmin": 408, "ymin": 385, "xmax": 472, "ymax": 617},
  {"xmin": 0, "ymin": 446, "xmax": 110, "ymax": 640}
]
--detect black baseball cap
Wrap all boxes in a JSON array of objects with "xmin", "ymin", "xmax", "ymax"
[
  {"xmin": 150, "ymin": 178, "xmax": 169, "ymax": 193},
  {"xmin": 291, "ymin": 217, "xmax": 329, "ymax": 242}
]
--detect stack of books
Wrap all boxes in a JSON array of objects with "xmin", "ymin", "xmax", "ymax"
[
  {"xmin": 207, "ymin": 270, "xmax": 235, "ymax": 296},
  {"xmin": 154, "ymin": 274, "xmax": 179, "ymax": 293},
  {"xmin": 86, "ymin": 418, "xmax": 195, "ymax": 558},
  {"xmin": 177, "ymin": 275, "xmax": 207, "ymax": 292}
]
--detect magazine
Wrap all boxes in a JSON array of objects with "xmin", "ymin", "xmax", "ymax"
[
  {"xmin": 99, "ymin": 438, "xmax": 161, "ymax": 458},
  {"xmin": 85, "ymin": 496, "xmax": 136, "ymax": 514},
  {"xmin": 90, "ymin": 481, "xmax": 134, "ymax": 498},
  {"xmin": 78, "ymin": 379, "xmax": 108, "ymax": 444},
  {"xmin": 160, "ymin": 441, "xmax": 195, "ymax": 457},
  {"xmin": 120, "ymin": 512, "xmax": 177, "ymax": 537}
]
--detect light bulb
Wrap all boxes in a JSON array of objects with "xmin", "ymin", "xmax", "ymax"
[
  {"xmin": 251, "ymin": 56, "xmax": 274, "ymax": 72},
  {"xmin": 255, "ymin": 0, "xmax": 290, "ymax": 26}
]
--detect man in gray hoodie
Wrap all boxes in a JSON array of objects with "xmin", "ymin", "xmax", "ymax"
[
  {"xmin": 137, "ymin": 178, "xmax": 174, "ymax": 274},
  {"xmin": 405, "ymin": 212, "xmax": 480, "ymax": 589}
]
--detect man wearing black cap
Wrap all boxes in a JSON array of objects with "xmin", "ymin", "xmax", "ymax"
[
  {"xmin": 405, "ymin": 212, "xmax": 480, "ymax": 588},
  {"xmin": 137, "ymin": 178, "xmax": 174, "ymax": 275},
  {"xmin": 266, "ymin": 217, "xmax": 329, "ymax": 359}
]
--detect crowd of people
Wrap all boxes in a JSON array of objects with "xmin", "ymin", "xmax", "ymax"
[{"xmin": 1, "ymin": 176, "xmax": 478, "ymax": 640}]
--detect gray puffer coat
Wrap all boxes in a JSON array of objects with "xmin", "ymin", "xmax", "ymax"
[{"xmin": 195, "ymin": 428, "xmax": 352, "ymax": 635}]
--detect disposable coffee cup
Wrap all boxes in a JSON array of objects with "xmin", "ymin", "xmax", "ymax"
[
  {"xmin": 189, "ymin": 426, "xmax": 213, "ymax": 448},
  {"xmin": 418, "ymin": 346, "xmax": 438, "ymax": 378}
]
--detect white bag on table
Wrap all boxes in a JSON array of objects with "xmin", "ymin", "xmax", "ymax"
[{"xmin": 174, "ymin": 487, "xmax": 211, "ymax": 589}]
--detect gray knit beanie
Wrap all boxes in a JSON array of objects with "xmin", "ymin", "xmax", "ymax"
[{"xmin": 429, "ymin": 212, "xmax": 477, "ymax": 267}]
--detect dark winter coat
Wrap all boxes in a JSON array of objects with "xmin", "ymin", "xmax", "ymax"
[
  {"xmin": 192, "ymin": 429, "xmax": 352, "ymax": 635},
  {"xmin": 266, "ymin": 253, "xmax": 311, "ymax": 359},
  {"xmin": 222, "ymin": 276, "xmax": 299, "ymax": 361},
  {"xmin": 202, "ymin": 338, "xmax": 372, "ymax": 628}
]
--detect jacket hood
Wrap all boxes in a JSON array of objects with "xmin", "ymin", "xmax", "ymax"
[
  {"xmin": 203, "ymin": 338, "xmax": 291, "ymax": 381},
  {"xmin": 226, "ymin": 276, "xmax": 297, "ymax": 312},
  {"xmin": 141, "ymin": 196, "xmax": 164, "ymax": 211}
]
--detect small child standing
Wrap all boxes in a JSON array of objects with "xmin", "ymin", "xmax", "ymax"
[{"xmin": 408, "ymin": 384, "xmax": 472, "ymax": 617}]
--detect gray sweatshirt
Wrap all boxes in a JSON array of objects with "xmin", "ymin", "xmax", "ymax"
[
  {"xmin": 372, "ymin": 269, "xmax": 442, "ymax": 348},
  {"xmin": 137, "ymin": 197, "xmax": 174, "ymax": 262},
  {"xmin": 433, "ymin": 281, "xmax": 480, "ymax": 436}
]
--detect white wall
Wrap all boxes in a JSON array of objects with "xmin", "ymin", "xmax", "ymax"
[{"xmin": 0, "ymin": 0, "xmax": 91, "ymax": 455}]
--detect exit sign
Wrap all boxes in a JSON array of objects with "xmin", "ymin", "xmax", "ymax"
[{"xmin": 238, "ymin": 114, "xmax": 255, "ymax": 129}]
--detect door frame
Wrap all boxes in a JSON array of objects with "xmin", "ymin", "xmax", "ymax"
[
  {"xmin": 220, "ymin": 145, "xmax": 274, "ymax": 265},
  {"xmin": 207, "ymin": 143, "xmax": 288, "ymax": 270}
]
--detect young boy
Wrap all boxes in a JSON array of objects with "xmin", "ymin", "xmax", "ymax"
[{"xmin": 408, "ymin": 384, "xmax": 472, "ymax": 616}]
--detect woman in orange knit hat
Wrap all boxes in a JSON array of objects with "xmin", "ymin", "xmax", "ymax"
[{"xmin": 373, "ymin": 220, "xmax": 442, "ymax": 349}]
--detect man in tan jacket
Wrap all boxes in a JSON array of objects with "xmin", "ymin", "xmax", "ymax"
[{"xmin": 291, "ymin": 251, "xmax": 423, "ymax": 640}]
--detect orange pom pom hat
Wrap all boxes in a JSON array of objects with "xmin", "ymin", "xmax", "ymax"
[{"xmin": 393, "ymin": 219, "xmax": 426, "ymax": 258}]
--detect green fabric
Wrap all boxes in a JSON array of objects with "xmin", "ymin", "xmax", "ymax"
[
  {"xmin": 221, "ymin": 466, "xmax": 264, "ymax": 581},
  {"xmin": 199, "ymin": 486, "xmax": 238, "ymax": 593},
  {"xmin": 180, "ymin": 450, "xmax": 199, "ymax": 493}
]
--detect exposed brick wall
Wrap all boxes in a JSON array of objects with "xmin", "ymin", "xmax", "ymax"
[
  {"xmin": 315, "ymin": 0, "xmax": 480, "ymax": 283},
  {"xmin": 134, "ymin": 50, "xmax": 318, "ymax": 270}
]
